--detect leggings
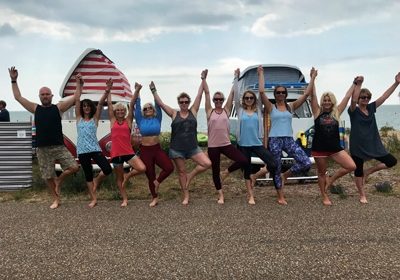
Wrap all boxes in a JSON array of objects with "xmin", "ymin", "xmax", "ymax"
[
  {"xmin": 238, "ymin": 145, "xmax": 278, "ymax": 188},
  {"xmin": 268, "ymin": 137, "xmax": 311, "ymax": 188},
  {"xmin": 78, "ymin": 151, "xmax": 112, "ymax": 182},
  {"xmin": 208, "ymin": 144, "xmax": 248, "ymax": 190},
  {"xmin": 351, "ymin": 153, "xmax": 397, "ymax": 177},
  {"xmin": 140, "ymin": 144, "xmax": 174, "ymax": 198}
]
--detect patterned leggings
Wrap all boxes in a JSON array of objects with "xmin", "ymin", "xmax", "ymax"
[{"xmin": 268, "ymin": 137, "xmax": 311, "ymax": 188}]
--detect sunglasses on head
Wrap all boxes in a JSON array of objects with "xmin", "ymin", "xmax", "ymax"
[
  {"xmin": 143, "ymin": 106, "xmax": 153, "ymax": 112},
  {"xmin": 275, "ymin": 91, "xmax": 286, "ymax": 95},
  {"xmin": 244, "ymin": 96, "xmax": 254, "ymax": 100},
  {"xmin": 179, "ymin": 100, "xmax": 190, "ymax": 104},
  {"xmin": 359, "ymin": 96, "xmax": 371, "ymax": 100},
  {"xmin": 213, "ymin": 98, "xmax": 224, "ymax": 102}
]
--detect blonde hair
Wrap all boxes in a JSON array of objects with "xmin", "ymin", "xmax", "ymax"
[
  {"xmin": 319, "ymin": 92, "xmax": 340, "ymax": 121},
  {"xmin": 113, "ymin": 102, "xmax": 128, "ymax": 117},
  {"xmin": 142, "ymin": 102, "xmax": 157, "ymax": 117},
  {"xmin": 213, "ymin": 91, "xmax": 225, "ymax": 99}
]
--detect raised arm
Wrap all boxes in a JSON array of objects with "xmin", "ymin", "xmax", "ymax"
[
  {"xmin": 8, "ymin": 66, "xmax": 37, "ymax": 113},
  {"xmin": 223, "ymin": 85, "xmax": 234, "ymax": 116},
  {"xmin": 233, "ymin": 68, "xmax": 240, "ymax": 109},
  {"xmin": 202, "ymin": 70, "xmax": 212, "ymax": 119},
  {"xmin": 291, "ymin": 67, "xmax": 315, "ymax": 111},
  {"xmin": 349, "ymin": 76, "xmax": 363, "ymax": 112},
  {"xmin": 134, "ymin": 92, "xmax": 143, "ymax": 125},
  {"xmin": 375, "ymin": 72, "xmax": 400, "ymax": 108},
  {"xmin": 337, "ymin": 77, "xmax": 358, "ymax": 115},
  {"xmin": 74, "ymin": 74, "xmax": 83, "ymax": 120},
  {"xmin": 127, "ymin": 82, "xmax": 142, "ymax": 124},
  {"xmin": 258, "ymin": 65, "xmax": 273, "ymax": 113},
  {"xmin": 106, "ymin": 78, "xmax": 116, "ymax": 124},
  {"xmin": 309, "ymin": 68, "xmax": 320, "ymax": 118},
  {"xmin": 150, "ymin": 81, "xmax": 176, "ymax": 118},
  {"xmin": 94, "ymin": 78, "xmax": 111, "ymax": 124},
  {"xmin": 190, "ymin": 69, "xmax": 207, "ymax": 116}
]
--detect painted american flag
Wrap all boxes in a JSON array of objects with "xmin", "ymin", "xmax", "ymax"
[{"xmin": 61, "ymin": 49, "xmax": 132, "ymax": 98}]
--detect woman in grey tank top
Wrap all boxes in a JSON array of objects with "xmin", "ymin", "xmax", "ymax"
[{"xmin": 151, "ymin": 70, "xmax": 211, "ymax": 205}]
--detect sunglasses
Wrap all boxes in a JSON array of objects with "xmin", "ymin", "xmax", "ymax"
[
  {"xmin": 213, "ymin": 98, "xmax": 224, "ymax": 102},
  {"xmin": 359, "ymin": 96, "xmax": 371, "ymax": 100},
  {"xmin": 143, "ymin": 106, "xmax": 153, "ymax": 112},
  {"xmin": 275, "ymin": 91, "xmax": 286, "ymax": 95},
  {"xmin": 244, "ymin": 96, "xmax": 254, "ymax": 100},
  {"xmin": 179, "ymin": 100, "xmax": 190, "ymax": 104}
]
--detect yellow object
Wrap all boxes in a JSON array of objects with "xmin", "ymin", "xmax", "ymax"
[{"xmin": 296, "ymin": 130, "xmax": 307, "ymax": 148}]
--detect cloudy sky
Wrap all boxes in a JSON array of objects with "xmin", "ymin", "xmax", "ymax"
[{"xmin": 1, "ymin": 0, "xmax": 400, "ymax": 110}]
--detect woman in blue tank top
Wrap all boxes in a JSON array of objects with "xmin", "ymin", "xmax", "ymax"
[
  {"xmin": 75, "ymin": 74, "xmax": 113, "ymax": 208},
  {"xmin": 250, "ymin": 67, "xmax": 313, "ymax": 205}
]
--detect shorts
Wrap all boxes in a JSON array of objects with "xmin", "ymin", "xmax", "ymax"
[
  {"xmin": 37, "ymin": 145, "xmax": 78, "ymax": 180},
  {"xmin": 169, "ymin": 146, "xmax": 202, "ymax": 159},
  {"xmin": 111, "ymin": 154, "xmax": 136, "ymax": 167}
]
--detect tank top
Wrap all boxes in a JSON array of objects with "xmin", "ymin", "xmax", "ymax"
[
  {"xmin": 269, "ymin": 105, "xmax": 293, "ymax": 137},
  {"xmin": 76, "ymin": 118, "xmax": 101, "ymax": 155},
  {"xmin": 170, "ymin": 111, "xmax": 198, "ymax": 151},
  {"xmin": 34, "ymin": 104, "xmax": 64, "ymax": 147},
  {"xmin": 110, "ymin": 120, "xmax": 135, "ymax": 158},
  {"xmin": 207, "ymin": 109, "xmax": 231, "ymax": 147},
  {"xmin": 312, "ymin": 111, "xmax": 342, "ymax": 152}
]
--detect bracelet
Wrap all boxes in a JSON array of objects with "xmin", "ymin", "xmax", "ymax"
[{"xmin": 11, "ymin": 80, "xmax": 16, "ymax": 83}]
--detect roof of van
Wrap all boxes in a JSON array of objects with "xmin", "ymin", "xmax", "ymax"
[{"xmin": 59, "ymin": 48, "xmax": 132, "ymax": 100}]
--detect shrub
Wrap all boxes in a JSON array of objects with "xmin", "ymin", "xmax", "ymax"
[
  {"xmin": 375, "ymin": 181, "xmax": 392, "ymax": 193},
  {"xmin": 380, "ymin": 126, "xmax": 395, "ymax": 137}
]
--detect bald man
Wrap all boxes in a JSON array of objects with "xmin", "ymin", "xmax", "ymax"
[{"xmin": 9, "ymin": 66, "xmax": 79, "ymax": 209}]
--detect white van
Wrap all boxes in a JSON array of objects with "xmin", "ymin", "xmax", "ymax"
[
  {"xmin": 230, "ymin": 64, "xmax": 317, "ymax": 182},
  {"xmin": 56, "ymin": 48, "xmax": 132, "ymax": 171}
]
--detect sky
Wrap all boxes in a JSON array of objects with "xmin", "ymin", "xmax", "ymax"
[{"xmin": 1, "ymin": 0, "xmax": 400, "ymax": 111}]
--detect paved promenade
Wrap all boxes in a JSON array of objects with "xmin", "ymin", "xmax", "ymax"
[{"xmin": 1, "ymin": 195, "xmax": 400, "ymax": 279}]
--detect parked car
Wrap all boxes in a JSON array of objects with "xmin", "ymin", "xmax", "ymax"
[
  {"xmin": 229, "ymin": 64, "xmax": 317, "ymax": 182},
  {"xmin": 56, "ymin": 48, "xmax": 132, "ymax": 172}
]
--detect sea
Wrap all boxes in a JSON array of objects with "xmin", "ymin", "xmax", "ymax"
[{"xmin": 9, "ymin": 104, "xmax": 400, "ymax": 132}]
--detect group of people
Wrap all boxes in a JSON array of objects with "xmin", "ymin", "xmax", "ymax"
[{"xmin": 8, "ymin": 65, "xmax": 399, "ymax": 209}]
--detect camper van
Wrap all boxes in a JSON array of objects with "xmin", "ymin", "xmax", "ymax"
[
  {"xmin": 230, "ymin": 64, "xmax": 317, "ymax": 182},
  {"xmin": 56, "ymin": 48, "xmax": 132, "ymax": 171}
]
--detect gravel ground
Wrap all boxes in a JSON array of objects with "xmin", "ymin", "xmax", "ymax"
[{"xmin": 1, "ymin": 193, "xmax": 400, "ymax": 280}]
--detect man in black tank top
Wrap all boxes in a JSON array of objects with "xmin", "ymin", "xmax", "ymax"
[{"xmin": 9, "ymin": 66, "xmax": 79, "ymax": 209}]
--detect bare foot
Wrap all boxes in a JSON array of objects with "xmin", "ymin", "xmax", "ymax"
[
  {"xmin": 154, "ymin": 180, "xmax": 160, "ymax": 193},
  {"xmin": 50, "ymin": 200, "xmax": 60, "ymax": 209},
  {"xmin": 120, "ymin": 200, "xmax": 128, "ymax": 207},
  {"xmin": 217, "ymin": 195, "xmax": 224, "ymax": 205},
  {"xmin": 182, "ymin": 189, "xmax": 189, "ymax": 205},
  {"xmin": 322, "ymin": 197, "xmax": 332, "ymax": 206},
  {"xmin": 359, "ymin": 196, "xmax": 368, "ymax": 204},
  {"xmin": 248, "ymin": 196, "xmax": 256, "ymax": 205},
  {"xmin": 149, "ymin": 197, "xmax": 158, "ymax": 207},
  {"xmin": 88, "ymin": 200, "xmax": 97, "ymax": 208},
  {"xmin": 220, "ymin": 170, "xmax": 229, "ymax": 183},
  {"xmin": 277, "ymin": 198, "xmax": 288, "ymax": 205}
]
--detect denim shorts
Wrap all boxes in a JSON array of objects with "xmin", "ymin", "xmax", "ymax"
[
  {"xmin": 111, "ymin": 154, "xmax": 136, "ymax": 167},
  {"xmin": 169, "ymin": 146, "xmax": 202, "ymax": 159}
]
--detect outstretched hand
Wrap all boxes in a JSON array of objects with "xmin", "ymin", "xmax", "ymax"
[
  {"xmin": 201, "ymin": 69, "xmax": 208, "ymax": 80},
  {"xmin": 75, "ymin": 73, "xmax": 84, "ymax": 86},
  {"xmin": 234, "ymin": 68, "xmax": 240, "ymax": 79},
  {"xmin": 257, "ymin": 65, "xmax": 263, "ymax": 76},
  {"xmin": 134, "ymin": 82, "xmax": 142, "ymax": 91},
  {"xmin": 105, "ymin": 78, "xmax": 113, "ymax": 92},
  {"xmin": 149, "ymin": 81, "xmax": 157, "ymax": 93},
  {"xmin": 310, "ymin": 67, "xmax": 318, "ymax": 79},
  {"xmin": 395, "ymin": 72, "xmax": 400, "ymax": 83},
  {"xmin": 9, "ymin": 66, "xmax": 18, "ymax": 81},
  {"xmin": 353, "ymin": 76, "xmax": 364, "ymax": 85}
]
